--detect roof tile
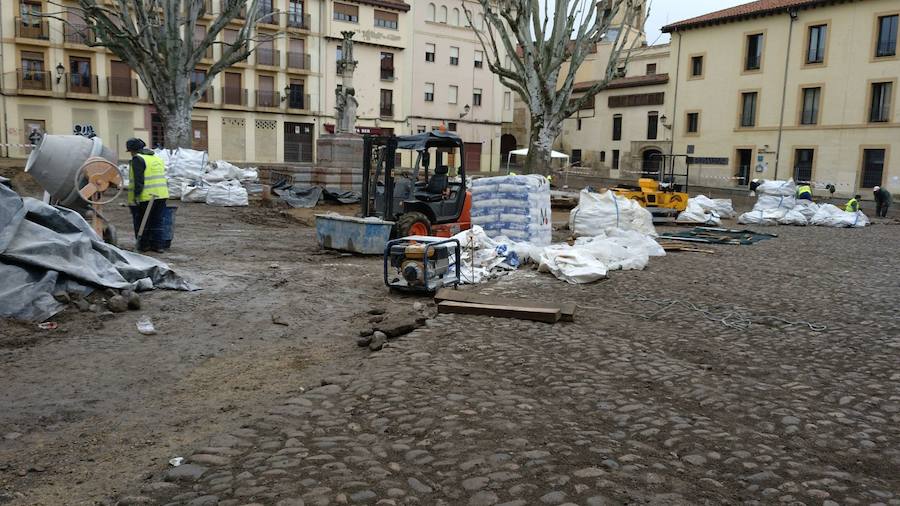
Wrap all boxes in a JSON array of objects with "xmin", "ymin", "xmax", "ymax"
[{"xmin": 662, "ymin": 0, "xmax": 827, "ymax": 32}]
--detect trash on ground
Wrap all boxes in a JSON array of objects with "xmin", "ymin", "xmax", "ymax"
[
  {"xmin": 449, "ymin": 225, "xmax": 528, "ymax": 284},
  {"xmin": 36, "ymin": 322, "xmax": 58, "ymax": 330},
  {"xmin": 168, "ymin": 457, "xmax": 184, "ymax": 467},
  {"xmin": 658, "ymin": 226, "xmax": 777, "ymax": 245},
  {"xmin": 136, "ymin": 316, "xmax": 157, "ymax": 335},
  {"xmin": 570, "ymin": 189, "xmax": 657, "ymax": 238},
  {"xmin": 738, "ymin": 179, "xmax": 868, "ymax": 227},
  {"xmin": 434, "ymin": 287, "xmax": 575, "ymax": 322},
  {"xmin": 471, "ymin": 174, "xmax": 552, "ymax": 245},
  {"xmin": 676, "ymin": 195, "xmax": 735, "ymax": 226},
  {"xmin": 0, "ymin": 185, "xmax": 197, "ymax": 322}
]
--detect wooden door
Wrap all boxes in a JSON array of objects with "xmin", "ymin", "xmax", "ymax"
[
  {"xmin": 191, "ymin": 120, "xmax": 208, "ymax": 151},
  {"xmin": 224, "ymin": 72, "xmax": 242, "ymax": 104},
  {"xmin": 464, "ymin": 142, "xmax": 482, "ymax": 173}
]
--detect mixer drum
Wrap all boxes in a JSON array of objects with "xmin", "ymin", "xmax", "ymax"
[{"xmin": 25, "ymin": 135, "xmax": 117, "ymax": 210}]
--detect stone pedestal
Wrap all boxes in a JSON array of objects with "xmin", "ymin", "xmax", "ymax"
[{"xmin": 313, "ymin": 133, "xmax": 365, "ymax": 191}]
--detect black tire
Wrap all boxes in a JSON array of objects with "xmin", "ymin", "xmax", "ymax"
[{"xmin": 395, "ymin": 212, "xmax": 432, "ymax": 237}]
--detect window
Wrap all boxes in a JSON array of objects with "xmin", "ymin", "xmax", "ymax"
[
  {"xmin": 426, "ymin": 3, "xmax": 435, "ymax": 22},
  {"xmin": 287, "ymin": 0, "xmax": 305, "ymax": 28},
  {"xmin": 806, "ymin": 24, "xmax": 827, "ymax": 64},
  {"xmin": 417, "ymin": 125, "xmax": 426, "ymax": 134},
  {"xmin": 452, "ymin": 8, "xmax": 460, "ymax": 26},
  {"xmin": 448, "ymin": 85, "xmax": 458, "ymax": 104},
  {"xmin": 740, "ymin": 92, "xmax": 758, "ymax": 127},
  {"xmin": 599, "ymin": 151, "xmax": 606, "ymax": 163},
  {"xmin": 380, "ymin": 52, "xmax": 394, "ymax": 80},
  {"xmin": 690, "ymin": 55, "xmax": 703, "ymax": 77},
  {"xmin": 861, "ymin": 149, "xmax": 886, "ymax": 188},
  {"xmin": 571, "ymin": 149, "xmax": 582, "ymax": 166},
  {"xmin": 647, "ymin": 111, "xmax": 658, "ymax": 140},
  {"xmin": 473, "ymin": 88, "xmax": 482, "ymax": 106},
  {"xmin": 333, "ymin": 2, "xmax": 358, "ymax": 23},
  {"xmin": 745, "ymin": 33, "xmax": 763, "ymax": 71},
  {"xmin": 800, "ymin": 87, "xmax": 821, "ymax": 125},
  {"xmin": 605, "ymin": 28, "xmax": 620, "ymax": 42},
  {"xmin": 870, "ymin": 82, "xmax": 893, "ymax": 122},
  {"xmin": 504, "ymin": 91, "xmax": 511, "ymax": 110},
  {"xmin": 336, "ymin": 47, "xmax": 343, "ymax": 73},
  {"xmin": 439, "ymin": 5, "xmax": 448, "ymax": 23},
  {"xmin": 474, "ymin": 50, "xmax": 483, "ymax": 68},
  {"xmin": 876, "ymin": 15, "xmax": 898, "ymax": 57},
  {"xmin": 224, "ymin": 28, "xmax": 238, "ymax": 45},
  {"xmin": 424, "ymin": 82, "xmax": 434, "ymax": 102},
  {"xmin": 223, "ymin": 72, "xmax": 243, "ymax": 105},
  {"xmin": 612, "ymin": 114, "xmax": 622, "ymax": 140},
  {"xmin": 450, "ymin": 47, "xmax": 459, "ymax": 65},
  {"xmin": 287, "ymin": 80, "xmax": 305, "ymax": 109},
  {"xmin": 69, "ymin": 56, "xmax": 93, "ymax": 93},
  {"xmin": 612, "ymin": 149, "xmax": 620, "ymax": 170},
  {"xmin": 20, "ymin": 50, "xmax": 46, "ymax": 90},
  {"xmin": 257, "ymin": 75, "xmax": 276, "ymax": 107},
  {"xmin": 258, "ymin": 0, "xmax": 275, "ymax": 22},
  {"xmin": 425, "ymin": 43, "xmax": 435, "ymax": 62},
  {"xmin": 256, "ymin": 35, "xmax": 276, "ymax": 65},
  {"xmin": 686, "ymin": 112, "xmax": 700, "ymax": 133},
  {"xmin": 646, "ymin": 63, "xmax": 657, "ymax": 75},
  {"xmin": 109, "ymin": 60, "xmax": 134, "ymax": 97},
  {"xmin": 380, "ymin": 89, "xmax": 393, "ymax": 117},
  {"xmin": 375, "ymin": 10, "xmax": 398, "ymax": 29},
  {"xmin": 447, "ymin": 122, "xmax": 457, "ymax": 131},
  {"xmin": 794, "ymin": 149, "xmax": 814, "ymax": 181},
  {"xmin": 190, "ymin": 68, "xmax": 205, "ymax": 95}
]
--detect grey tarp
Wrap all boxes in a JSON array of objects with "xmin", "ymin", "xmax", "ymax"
[
  {"xmin": 0, "ymin": 184, "xmax": 197, "ymax": 322},
  {"xmin": 394, "ymin": 131, "xmax": 462, "ymax": 151},
  {"xmin": 274, "ymin": 185, "xmax": 360, "ymax": 208}
]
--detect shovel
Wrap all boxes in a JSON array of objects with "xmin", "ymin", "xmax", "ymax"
[{"xmin": 136, "ymin": 196, "xmax": 157, "ymax": 241}]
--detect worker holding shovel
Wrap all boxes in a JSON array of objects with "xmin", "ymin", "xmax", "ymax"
[{"xmin": 126, "ymin": 138, "xmax": 169, "ymax": 253}]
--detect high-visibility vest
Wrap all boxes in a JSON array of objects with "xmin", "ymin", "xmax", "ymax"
[
  {"xmin": 844, "ymin": 198, "xmax": 858, "ymax": 212},
  {"xmin": 128, "ymin": 153, "xmax": 169, "ymax": 204},
  {"xmin": 797, "ymin": 185, "xmax": 812, "ymax": 197}
]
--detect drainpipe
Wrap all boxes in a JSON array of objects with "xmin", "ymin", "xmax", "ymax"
[
  {"xmin": 0, "ymin": 3, "xmax": 8, "ymax": 158},
  {"xmin": 774, "ymin": 8, "xmax": 799, "ymax": 180},
  {"xmin": 669, "ymin": 31, "xmax": 682, "ymax": 157}
]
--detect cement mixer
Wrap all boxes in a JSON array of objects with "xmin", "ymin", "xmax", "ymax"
[{"xmin": 25, "ymin": 134, "xmax": 123, "ymax": 244}]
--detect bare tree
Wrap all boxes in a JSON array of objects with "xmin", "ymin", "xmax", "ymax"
[
  {"xmin": 55, "ymin": 0, "xmax": 270, "ymax": 148},
  {"xmin": 464, "ymin": 0, "xmax": 643, "ymax": 174}
]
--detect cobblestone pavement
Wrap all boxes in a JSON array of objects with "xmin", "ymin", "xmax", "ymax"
[{"xmin": 121, "ymin": 225, "xmax": 900, "ymax": 506}]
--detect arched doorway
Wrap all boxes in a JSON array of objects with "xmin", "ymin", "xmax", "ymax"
[
  {"xmin": 642, "ymin": 149, "xmax": 663, "ymax": 180},
  {"xmin": 500, "ymin": 134, "xmax": 517, "ymax": 157}
]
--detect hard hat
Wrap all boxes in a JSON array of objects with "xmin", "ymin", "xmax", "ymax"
[
  {"xmin": 126, "ymin": 138, "xmax": 146, "ymax": 152},
  {"xmin": 873, "ymin": 185, "xmax": 881, "ymax": 191}
]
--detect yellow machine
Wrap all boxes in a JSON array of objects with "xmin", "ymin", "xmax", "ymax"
[{"xmin": 612, "ymin": 154, "xmax": 691, "ymax": 222}]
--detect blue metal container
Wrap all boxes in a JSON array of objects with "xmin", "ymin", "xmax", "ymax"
[{"xmin": 315, "ymin": 214, "xmax": 394, "ymax": 255}]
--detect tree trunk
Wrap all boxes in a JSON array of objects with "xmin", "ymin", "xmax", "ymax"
[
  {"xmin": 524, "ymin": 116, "xmax": 557, "ymax": 176},
  {"xmin": 158, "ymin": 102, "xmax": 193, "ymax": 150}
]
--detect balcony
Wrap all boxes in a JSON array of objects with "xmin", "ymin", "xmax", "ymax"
[
  {"xmin": 66, "ymin": 73, "xmax": 99, "ymax": 94},
  {"xmin": 192, "ymin": 86, "xmax": 214, "ymax": 104},
  {"xmin": 287, "ymin": 52, "xmax": 311, "ymax": 70},
  {"xmin": 107, "ymin": 76, "xmax": 138, "ymax": 98},
  {"xmin": 193, "ymin": 42, "xmax": 214, "ymax": 59},
  {"xmin": 16, "ymin": 69, "xmax": 52, "ymax": 91},
  {"xmin": 285, "ymin": 91, "xmax": 310, "ymax": 110},
  {"xmin": 256, "ymin": 89, "xmax": 281, "ymax": 108},
  {"xmin": 15, "ymin": 18, "xmax": 49, "ymax": 40},
  {"xmin": 64, "ymin": 24, "xmax": 95, "ymax": 45},
  {"xmin": 201, "ymin": 0, "xmax": 214, "ymax": 16},
  {"xmin": 380, "ymin": 104, "xmax": 394, "ymax": 118},
  {"xmin": 380, "ymin": 69, "xmax": 394, "ymax": 81},
  {"xmin": 257, "ymin": 5, "xmax": 278, "ymax": 25},
  {"xmin": 286, "ymin": 13, "xmax": 311, "ymax": 30},
  {"xmin": 219, "ymin": 1, "xmax": 245, "ymax": 19},
  {"xmin": 256, "ymin": 48, "xmax": 280, "ymax": 66},
  {"xmin": 221, "ymin": 86, "xmax": 247, "ymax": 106}
]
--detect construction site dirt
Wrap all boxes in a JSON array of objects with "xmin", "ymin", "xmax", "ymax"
[{"xmin": 1, "ymin": 191, "xmax": 899, "ymax": 505}]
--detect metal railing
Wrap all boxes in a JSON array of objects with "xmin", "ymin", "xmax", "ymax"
[
  {"xmin": 256, "ymin": 48, "xmax": 280, "ymax": 66},
  {"xmin": 107, "ymin": 76, "xmax": 138, "ymax": 97},
  {"xmin": 64, "ymin": 24, "xmax": 95, "ymax": 44},
  {"xmin": 286, "ymin": 91, "xmax": 310, "ymax": 110},
  {"xmin": 66, "ymin": 73, "xmax": 99, "ymax": 94},
  {"xmin": 219, "ymin": 1, "xmax": 245, "ymax": 18},
  {"xmin": 286, "ymin": 12, "xmax": 311, "ymax": 29},
  {"xmin": 380, "ymin": 69, "xmax": 394, "ymax": 80},
  {"xmin": 192, "ymin": 86, "xmax": 214, "ymax": 103},
  {"xmin": 380, "ymin": 104, "xmax": 394, "ymax": 117},
  {"xmin": 287, "ymin": 52, "xmax": 310, "ymax": 69},
  {"xmin": 256, "ymin": 89, "xmax": 280, "ymax": 107},
  {"xmin": 15, "ymin": 18, "xmax": 49, "ymax": 40},
  {"xmin": 221, "ymin": 86, "xmax": 247, "ymax": 106},
  {"xmin": 16, "ymin": 69, "xmax": 52, "ymax": 91},
  {"xmin": 257, "ymin": 4, "xmax": 278, "ymax": 24}
]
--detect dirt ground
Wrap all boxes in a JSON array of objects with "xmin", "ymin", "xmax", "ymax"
[{"xmin": 0, "ymin": 191, "xmax": 412, "ymax": 505}]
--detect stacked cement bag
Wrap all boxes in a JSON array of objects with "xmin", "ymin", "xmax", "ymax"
[
  {"xmin": 569, "ymin": 189, "xmax": 656, "ymax": 237},
  {"xmin": 470, "ymin": 175, "xmax": 552, "ymax": 246},
  {"xmin": 738, "ymin": 179, "xmax": 868, "ymax": 227},
  {"xmin": 676, "ymin": 195, "xmax": 736, "ymax": 226}
]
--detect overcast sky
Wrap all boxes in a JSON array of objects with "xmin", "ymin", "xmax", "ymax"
[{"xmin": 645, "ymin": 0, "xmax": 750, "ymax": 44}]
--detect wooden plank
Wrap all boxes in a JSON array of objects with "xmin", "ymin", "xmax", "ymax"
[
  {"xmin": 435, "ymin": 288, "xmax": 575, "ymax": 322},
  {"xmin": 437, "ymin": 301, "xmax": 561, "ymax": 323}
]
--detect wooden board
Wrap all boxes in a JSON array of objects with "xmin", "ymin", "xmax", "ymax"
[
  {"xmin": 434, "ymin": 288, "xmax": 575, "ymax": 322},
  {"xmin": 437, "ymin": 301, "xmax": 561, "ymax": 323}
]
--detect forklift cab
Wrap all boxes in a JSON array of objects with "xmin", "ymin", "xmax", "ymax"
[{"xmin": 362, "ymin": 131, "xmax": 472, "ymax": 237}]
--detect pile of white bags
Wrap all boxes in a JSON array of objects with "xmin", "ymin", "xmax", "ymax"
[
  {"xmin": 676, "ymin": 195, "xmax": 735, "ymax": 226},
  {"xmin": 204, "ymin": 180, "xmax": 249, "ymax": 207},
  {"xmin": 738, "ymin": 179, "xmax": 868, "ymax": 227},
  {"xmin": 153, "ymin": 148, "xmax": 257, "ymax": 207},
  {"xmin": 470, "ymin": 175, "xmax": 552, "ymax": 246},
  {"xmin": 536, "ymin": 229, "xmax": 665, "ymax": 284},
  {"xmin": 569, "ymin": 190, "xmax": 656, "ymax": 237}
]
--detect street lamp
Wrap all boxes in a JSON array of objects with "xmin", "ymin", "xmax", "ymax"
[
  {"xmin": 55, "ymin": 62, "xmax": 65, "ymax": 84},
  {"xmin": 281, "ymin": 84, "xmax": 290, "ymax": 102}
]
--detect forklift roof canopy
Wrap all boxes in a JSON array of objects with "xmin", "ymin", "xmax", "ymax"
[{"xmin": 395, "ymin": 131, "xmax": 463, "ymax": 151}]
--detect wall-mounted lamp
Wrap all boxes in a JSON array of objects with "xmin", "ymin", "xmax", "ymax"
[
  {"xmin": 280, "ymin": 84, "xmax": 291, "ymax": 102},
  {"xmin": 55, "ymin": 63, "xmax": 65, "ymax": 84},
  {"xmin": 659, "ymin": 113, "xmax": 672, "ymax": 130}
]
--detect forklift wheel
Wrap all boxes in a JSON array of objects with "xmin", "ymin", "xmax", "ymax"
[{"xmin": 396, "ymin": 212, "xmax": 432, "ymax": 237}]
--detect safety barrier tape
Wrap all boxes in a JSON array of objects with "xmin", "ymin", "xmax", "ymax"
[
  {"xmin": 0, "ymin": 143, "xmax": 36, "ymax": 149},
  {"xmin": 614, "ymin": 169, "xmax": 854, "ymax": 188}
]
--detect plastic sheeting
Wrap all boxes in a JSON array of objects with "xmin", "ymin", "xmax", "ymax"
[
  {"xmin": 569, "ymin": 190, "xmax": 657, "ymax": 237},
  {"xmin": 449, "ymin": 226, "xmax": 523, "ymax": 284},
  {"xmin": 274, "ymin": 185, "xmax": 361, "ymax": 208},
  {"xmin": 0, "ymin": 185, "xmax": 196, "ymax": 322}
]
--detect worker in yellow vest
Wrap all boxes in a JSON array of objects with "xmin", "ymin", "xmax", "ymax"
[
  {"xmin": 796, "ymin": 183, "xmax": 813, "ymax": 201},
  {"xmin": 126, "ymin": 138, "xmax": 169, "ymax": 253},
  {"xmin": 844, "ymin": 194, "xmax": 861, "ymax": 213}
]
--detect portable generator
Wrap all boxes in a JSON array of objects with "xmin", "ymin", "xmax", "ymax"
[{"xmin": 384, "ymin": 236, "xmax": 461, "ymax": 293}]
